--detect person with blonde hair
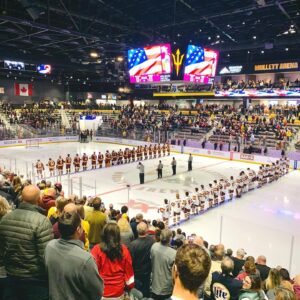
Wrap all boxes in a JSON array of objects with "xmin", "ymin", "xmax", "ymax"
[
  {"xmin": 118, "ymin": 217, "xmax": 134, "ymax": 248},
  {"xmin": 266, "ymin": 268, "xmax": 282, "ymax": 300}
]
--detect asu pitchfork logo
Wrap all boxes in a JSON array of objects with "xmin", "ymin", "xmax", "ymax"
[{"xmin": 172, "ymin": 48, "xmax": 184, "ymax": 76}]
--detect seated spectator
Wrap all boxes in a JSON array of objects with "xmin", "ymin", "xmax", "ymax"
[
  {"xmin": 44, "ymin": 210, "xmax": 103, "ymax": 300},
  {"xmin": 151, "ymin": 229, "xmax": 176, "ymax": 300},
  {"xmin": 170, "ymin": 243, "xmax": 211, "ymax": 300},
  {"xmin": 236, "ymin": 261, "xmax": 257, "ymax": 281},
  {"xmin": 91, "ymin": 223, "xmax": 134, "ymax": 299},
  {"xmin": 210, "ymin": 257, "xmax": 243, "ymax": 300},
  {"xmin": 117, "ymin": 217, "xmax": 134, "ymax": 247},
  {"xmin": 266, "ymin": 268, "xmax": 282, "ymax": 300},
  {"xmin": 233, "ymin": 249, "xmax": 247, "ymax": 277},
  {"xmin": 239, "ymin": 273, "xmax": 267, "ymax": 300},
  {"xmin": 129, "ymin": 222, "xmax": 155, "ymax": 298},
  {"xmin": 256, "ymin": 255, "xmax": 271, "ymax": 281},
  {"xmin": 293, "ymin": 274, "xmax": 300, "ymax": 300},
  {"xmin": 0, "ymin": 185, "xmax": 53, "ymax": 300}
]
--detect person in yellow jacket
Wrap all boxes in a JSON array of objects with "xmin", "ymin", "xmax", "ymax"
[{"xmin": 77, "ymin": 205, "xmax": 90, "ymax": 251}]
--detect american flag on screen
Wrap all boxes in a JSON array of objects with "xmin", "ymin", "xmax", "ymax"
[
  {"xmin": 128, "ymin": 45, "xmax": 163, "ymax": 76},
  {"xmin": 184, "ymin": 45, "xmax": 218, "ymax": 77}
]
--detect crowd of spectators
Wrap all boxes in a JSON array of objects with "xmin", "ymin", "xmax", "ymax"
[{"xmin": 0, "ymin": 165, "xmax": 300, "ymax": 300}]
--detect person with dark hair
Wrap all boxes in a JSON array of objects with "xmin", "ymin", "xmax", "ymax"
[
  {"xmin": 170, "ymin": 244, "xmax": 211, "ymax": 300},
  {"xmin": 210, "ymin": 257, "xmax": 243, "ymax": 300},
  {"xmin": 91, "ymin": 223, "xmax": 134, "ymax": 299},
  {"xmin": 151, "ymin": 229, "xmax": 176, "ymax": 300},
  {"xmin": 45, "ymin": 211, "xmax": 103, "ymax": 300},
  {"xmin": 129, "ymin": 222, "xmax": 155, "ymax": 298},
  {"xmin": 84, "ymin": 197, "xmax": 107, "ymax": 249},
  {"xmin": 130, "ymin": 213, "xmax": 143, "ymax": 239},
  {"xmin": 239, "ymin": 274, "xmax": 266, "ymax": 300},
  {"xmin": 188, "ymin": 153, "xmax": 193, "ymax": 171},
  {"xmin": 279, "ymin": 269, "xmax": 293, "ymax": 291}
]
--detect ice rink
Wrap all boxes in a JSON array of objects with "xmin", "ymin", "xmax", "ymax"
[{"xmin": 0, "ymin": 141, "xmax": 299, "ymax": 275}]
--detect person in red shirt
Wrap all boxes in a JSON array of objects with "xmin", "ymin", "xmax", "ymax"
[
  {"xmin": 91, "ymin": 223, "xmax": 134, "ymax": 299},
  {"xmin": 73, "ymin": 154, "xmax": 81, "ymax": 173}
]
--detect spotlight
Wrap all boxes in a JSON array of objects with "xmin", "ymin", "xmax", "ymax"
[
  {"xmin": 90, "ymin": 51, "xmax": 99, "ymax": 58},
  {"xmin": 117, "ymin": 56, "xmax": 124, "ymax": 62},
  {"xmin": 253, "ymin": 36, "xmax": 257, "ymax": 39}
]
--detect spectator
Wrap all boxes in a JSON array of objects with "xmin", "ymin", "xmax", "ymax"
[
  {"xmin": 210, "ymin": 257, "xmax": 243, "ymax": 300},
  {"xmin": 117, "ymin": 217, "xmax": 134, "ymax": 248},
  {"xmin": 91, "ymin": 223, "xmax": 134, "ymax": 299},
  {"xmin": 275, "ymin": 287, "xmax": 297, "ymax": 300},
  {"xmin": 85, "ymin": 197, "xmax": 107, "ymax": 249},
  {"xmin": 0, "ymin": 196, "xmax": 11, "ymax": 300},
  {"xmin": 204, "ymin": 244, "xmax": 225, "ymax": 297},
  {"xmin": 279, "ymin": 268, "xmax": 294, "ymax": 291},
  {"xmin": 293, "ymin": 274, "xmax": 300, "ymax": 300},
  {"xmin": 76, "ymin": 204, "xmax": 90, "ymax": 251},
  {"xmin": 236, "ymin": 261, "xmax": 257, "ymax": 281},
  {"xmin": 40, "ymin": 187, "xmax": 57, "ymax": 213},
  {"xmin": 131, "ymin": 213, "xmax": 144, "ymax": 239},
  {"xmin": 44, "ymin": 211, "xmax": 103, "ymax": 300},
  {"xmin": 170, "ymin": 244, "xmax": 211, "ymax": 300},
  {"xmin": 129, "ymin": 222, "xmax": 155, "ymax": 297},
  {"xmin": 239, "ymin": 273, "xmax": 267, "ymax": 300},
  {"xmin": 151, "ymin": 229, "xmax": 176, "ymax": 300},
  {"xmin": 174, "ymin": 228, "xmax": 186, "ymax": 241},
  {"xmin": 266, "ymin": 268, "xmax": 282, "ymax": 300},
  {"xmin": 0, "ymin": 185, "xmax": 53, "ymax": 300},
  {"xmin": 256, "ymin": 255, "xmax": 271, "ymax": 281}
]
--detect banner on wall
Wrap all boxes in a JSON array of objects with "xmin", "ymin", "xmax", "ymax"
[
  {"xmin": 14, "ymin": 83, "xmax": 33, "ymax": 96},
  {"xmin": 253, "ymin": 61, "xmax": 299, "ymax": 73}
]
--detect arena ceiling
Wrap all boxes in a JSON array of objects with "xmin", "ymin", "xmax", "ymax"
[{"xmin": 0, "ymin": 0, "xmax": 299, "ymax": 83}]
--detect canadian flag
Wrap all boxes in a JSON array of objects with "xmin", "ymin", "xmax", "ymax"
[{"xmin": 15, "ymin": 83, "xmax": 33, "ymax": 96}]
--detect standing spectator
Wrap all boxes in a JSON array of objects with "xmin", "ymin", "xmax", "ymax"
[
  {"xmin": 0, "ymin": 185, "xmax": 53, "ymax": 300},
  {"xmin": 232, "ymin": 249, "xmax": 246, "ymax": 278},
  {"xmin": 137, "ymin": 162, "xmax": 145, "ymax": 184},
  {"xmin": 117, "ymin": 217, "xmax": 134, "ymax": 248},
  {"xmin": 129, "ymin": 222, "xmax": 155, "ymax": 297},
  {"xmin": 91, "ymin": 223, "xmax": 134, "ymax": 299},
  {"xmin": 279, "ymin": 268, "xmax": 294, "ymax": 291},
  {"xmin": 44, "ymin": 211, "xmax": 103, "ymax": 300},
  {"xmin": 157, "ymin": 160, "xmax": 163, "ymax": 179},
  {"xmin": 265, "ymin": 268, "xmax": 282, "ymax": 300},
  {"xmin": 293, "ymin": 274, "xmax": 300, "ymax": 300},
  {"xmin": 0, "ymin": 196, "xmax": 11, "ymax": 300},
  {"xmin": 170, "ymin": 244, "xmax": 211, "ymax": 300},
  {"xmin": 84, "ymin": 197, "xmax": 107, "ymax": 249},
  {"xmin": 131, "ymin": 213, "xmax": 144, "ymax": 239},
  {"xmin": 256, "ymin": 255, "xmax": 270, "ymax": 281},
  {"xmin": 171, "ymin": 157, "xmax": 177, "ymax": 175},
  {"xmin": 210, "ymin": 257, "xmax": 243, "ymax": 300},
  {"xmin": 236, "ymin": 261, "xmax": 257, "ymax": 281},
  {"xmin": 151, "ymin": 229, "xmax": 176, "ymax": 300},
  {"xmin": 239, "ymin": 274, "xmax": 266, "ymax": 300},
  {"xmin": 274, "ymin": 287, "xmax": 297, "ymax": 300},
  {"xmin": 188, "ymin": 153, "xmax": 193, "ymax": 171}
]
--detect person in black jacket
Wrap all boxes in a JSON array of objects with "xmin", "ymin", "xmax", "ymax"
[
  {"xmin": 0, "ymin": 185, "xmax": 53, "ymax": 300},
  {"xmin": 211, "ymin": 257, "xmax": 243, "ymax": 300},
  {"xmin": 255, "ymin": 255, "xmax": 270, "ymax": 281}
]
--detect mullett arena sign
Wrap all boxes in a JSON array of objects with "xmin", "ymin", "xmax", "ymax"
[{"xmin": 254, "ymin": 61, "xmax": 299, "ymax": 72}]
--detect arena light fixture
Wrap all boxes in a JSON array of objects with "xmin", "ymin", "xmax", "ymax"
[
  {"xmin": 90, "ymin": 51, "xmax": 99, "ymax": 58},
  {"xmin": 117, "ymin": 56, "xmax": 124, "ymax": 62}
]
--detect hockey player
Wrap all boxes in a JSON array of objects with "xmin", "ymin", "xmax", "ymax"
[
  {"xmin": 219, "ymin": 179, "xmax": 226, "ymax": 204},
  {"xmin": 35, "ymin": 159, "xmax": 44, "ymax": 179},
  {"xmin": 98, "ymin": 152, "xmax": 104, "ymax": 168},
  {"xmin": 242, "ymin": 171, "xmax": 249, "ymax": 193},
  {"xmin": 148, "ymin": 144, "xmax": 153, "ymax": 159},
  {"xmin": 199, "ymin": 185, "xmax": 206, "ymax": 212},
  {"xmin": 131, "ymin": 148, "xmax": 136, "ymax": 162},
  {"xmin": 192, "ymin": 188, "xmax": 200, "ymax": 215},
  {"xmin": 118, "ymin": 149, "xmax": 123, "ymax": 165},
  {"xmin": 182, "ymin": 191, "xmax": 191, "ymax": 220},
  {"xmin": 236, "ymin": 172, "xmax": 243, "ymax": 198},
  {"xmin": 105, "ymin": 151, "xmax": 111, "ymax": 168},
  {"xmin": 127, "ymin": 148, "xmax": 131, "ymax": 163},
  {"xmin": 213, "ymin": 180, "xmax": 219, "ymax": 206},
  {"xmin": 167, "ymin": 142, "xmax": 170, "ymax": 156},
  {"xmin": 246, "ymin": 168, "xmax": 256, "ymax": 190},
  {"xmin": 47, "ymin": 158, "xmax": 55, "ymax": 177},
  {"xmin": 90, "ymin": 152, "xmax": 97, "ymax": 170},
  {"xmin": 159, "ymin": 199, "xmax": 171, "ymax": 228},
  {"xmin": 65, "ymin": 154, "xmax": 72, "ymax": 174},
  {"xmin": 157, "ymin": 144, "xmax": 162, "ymax": 158},
  {"xmin": 73, "ymin": 154, "xmax": 81, "ymax": 172},
  {"xmin": 56, "ymin": 156, "xmax": 64, "ymax": 176},
  {"xmin": 284, "ymin": 157, "xmax": 290, "ymax": 174},
  {"xmin": 257, "ymin": 166, "xmax": 263, "ymax": 188},
  {"xmin": 208, "ymin": 183, "xmax": 214, "ymax": 208},
  {"xmin": 228, "ymin": 176, "xmax": 235, "ymax": 200},
  {"xmin": 124, "ymin": 148, "xmax": 128, "ymax": 164},
  {"xmin": 171, "ymin": 193, "xmax": 182, "ymax": 226},
  {"xmin": 82, "ymin": 153, "xmax": 88, "ymax": 171},
  {"xmin": 153, "ymin": 144, "xmax": 157, "ymax": 159},
  {"xmin": 162, "ymin": 144, "xmax": 166, "ymax": 156}
]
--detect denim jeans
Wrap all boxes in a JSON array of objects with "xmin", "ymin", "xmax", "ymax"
[{"xmin": 3, "ymin": 276, "xmax": 49, "ymax": 300}]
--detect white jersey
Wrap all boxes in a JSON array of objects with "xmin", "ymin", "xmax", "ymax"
[
  {"xmin": 184, "ymin": 196, "xmax": 192, "ymax": 209},
  {"xmin": 192, "ymin": 193, "xmax": 200, "ymax": 206},
  {"xmin": 160, "ymin": 203, "xmax": 171, "ymax": 219},
  {"xmin": 229, "ymin": 179, "xmax": 235, "ymax": 190},
  {"xmin": 172, "ymin": 198, "xmax": 181, "ymax": 214}
]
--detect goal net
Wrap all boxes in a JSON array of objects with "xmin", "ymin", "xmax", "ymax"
[{"xmin": 26, "ymin": 139, "xmax": 40, "ymax": 148}]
